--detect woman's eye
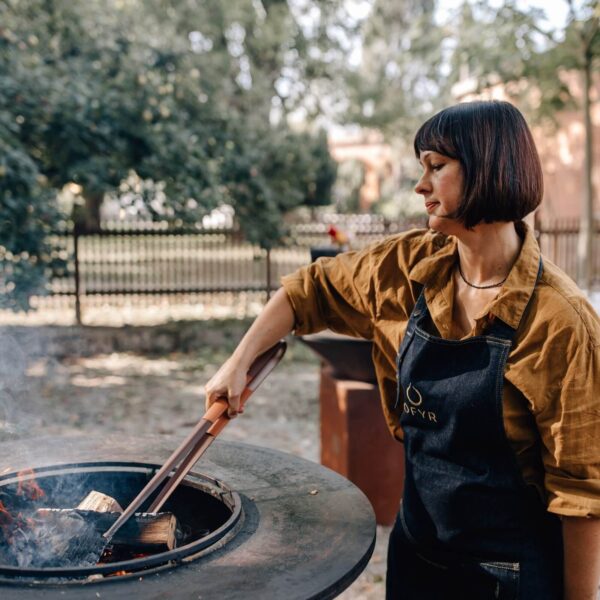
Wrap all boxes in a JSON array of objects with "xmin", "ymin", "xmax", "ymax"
[{"xmin": 431, "ymin": 163, "xmax": 443, "ymax": 171}]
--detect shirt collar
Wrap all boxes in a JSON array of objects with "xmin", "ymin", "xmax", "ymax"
[{"xmin": 408, "ymin": 221, "xmax": 541, "ymax": 331}]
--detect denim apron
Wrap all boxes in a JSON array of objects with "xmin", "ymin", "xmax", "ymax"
[{"xmin": 387, "ymin": 262, "xmax": 564, "ymax": 599}]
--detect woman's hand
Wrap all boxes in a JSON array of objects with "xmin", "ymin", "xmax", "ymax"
[
  {"xmin": 203, "ymin": 288, "xmax": 296, "ymax": 419},
  {"xmin": 204, "ymin": 357, "xmax": 250, "ymax": 418}
]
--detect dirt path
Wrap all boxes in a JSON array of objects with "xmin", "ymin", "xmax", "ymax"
[{"xmin": 2, "ymin": 342, "xmax": 390, "ymax": 599}]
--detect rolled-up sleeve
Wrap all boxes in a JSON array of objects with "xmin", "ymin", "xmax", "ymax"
[
  {"xmin": 535, "ymin": 321, "xmax": 600, "ymax": 517},
  {"xmin": 281, "ymin": 246, "xmax": 378, "ymax": 340}
]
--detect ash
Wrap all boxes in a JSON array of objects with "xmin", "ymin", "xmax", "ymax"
[{"xmin": 1, "ymin": 510, "xmax": 104, "ymax": 568}]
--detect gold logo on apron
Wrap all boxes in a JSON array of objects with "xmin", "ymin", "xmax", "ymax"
[
  {"xmin": 403, "ymin": 383, "xmax": 437, "ymax": 422},
  {"xmin": 406, "ymin": 383, "xmax": 423, "ymax": 406}
]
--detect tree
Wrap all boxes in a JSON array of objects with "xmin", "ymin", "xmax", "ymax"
[
  {"xmin": 342, "ymin": 0, "xmax": 464, "ymax": 218},
  {"xmin": 450, "ymin": 0, "xmax": 599, "ymax": 290},
  {"xmin": 561, "ymin": 1, "xmax": 599, "ymax": 290},
  {"xmin": 344, "ymin": 0, "xmax": 448, "ymax": 138},
  {"xmin": 1, "ymin": 0, "xmax": 226, "ymax": 230},
  {"xmin": 0, "ymin": 0, "xmax": 343, "ymax": 307},
  {"xmin": 0, "ymin": 132, "xmax": 65, "ymax": 310}
]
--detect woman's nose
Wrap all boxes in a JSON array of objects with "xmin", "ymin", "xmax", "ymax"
[{"xmin": 414, "ymin": 173, "xmax": 431, "ymax": 195}]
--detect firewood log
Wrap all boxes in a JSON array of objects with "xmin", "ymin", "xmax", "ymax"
[
  {"xmin": 77, "ymin": 489, "xmax": 178, "ymax": 551},
  {"xmin": 35, "ymin": 489, "xmax": 179, "ymax": 555},
  {"xmin": 35, "ymin": 508, "xmax": 179, "ymax": 553},
  {"xmin": 76, "ymin": 490, "xmax": 123, "ymax": 513}
]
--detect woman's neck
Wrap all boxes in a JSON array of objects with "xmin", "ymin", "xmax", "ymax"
[{"xmin": 455, "ymin": 221, "xmax": 522, "ymax": 286}]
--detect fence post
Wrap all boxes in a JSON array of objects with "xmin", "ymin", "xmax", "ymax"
[
  {"xmin": 73, "ymin": 227, "xmax": 82, "ymax": 325},
  {"xmin": 265, "ymin": 247, "xmax": 272, "ymax": 302}
]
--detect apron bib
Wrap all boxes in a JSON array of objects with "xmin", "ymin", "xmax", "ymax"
[{"xmin": 387, "ymin": 262, "xmax": 563, "ymax": 599}]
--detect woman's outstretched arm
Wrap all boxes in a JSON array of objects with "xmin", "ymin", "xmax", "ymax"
[{"xmin": 204, "ymin": 287, "xmax": 295, "ymax": 417}]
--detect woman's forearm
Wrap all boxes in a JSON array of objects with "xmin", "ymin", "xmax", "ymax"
[
  {"xmin": 562, "ymin": 516, "xmax": 600, "ymax": 600},
  {"xmin": 204, "ymin": 287, "xmax": 296, "ymax": 416},
  {"xmin": 231, "ymin": 287, "xmax": 296, "ymax": 367}
]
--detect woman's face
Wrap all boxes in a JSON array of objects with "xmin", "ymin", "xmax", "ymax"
[{"xmin": 415, "ymin": 151, "xmax": 465, "ymax": 234}]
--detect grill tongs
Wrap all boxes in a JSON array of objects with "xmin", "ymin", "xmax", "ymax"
[{"xmin": 103, "ymin": 340, "xmax": 287, "ymax": 542}]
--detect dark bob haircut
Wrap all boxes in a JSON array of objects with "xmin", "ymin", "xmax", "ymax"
[{"xmin": 413, "ymin": 101, "xmax": 543, "ymax": 228}]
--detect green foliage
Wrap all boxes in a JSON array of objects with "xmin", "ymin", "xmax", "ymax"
[
  {"xmin": 0, "ymin": 137, "xmax": 65, "ymax": 310},
  {"xmin": 447, "ymin": 0, "xmax": 599, "ymax": 125},
  {"xmin": 347, "ymin": 0, "xmax": 599, "ymax": 131},
  {"xmin": 0, "ymin": 0, "xmax": 345, "ymax": 307},
  {"xmin": 220, "ymin": 125, "xmax": 336, "ymax": 247}
]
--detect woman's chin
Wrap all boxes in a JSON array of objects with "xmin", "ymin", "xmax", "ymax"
[
  {"xmin": 427, "ymin": 215, "xmax": 467, "ymax": 238},
  {"xmin": 428, "ymin": 215, "xmax": 453, "ymax": 233}
]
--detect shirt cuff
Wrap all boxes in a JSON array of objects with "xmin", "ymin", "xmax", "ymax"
[
  {"xmin": 546, "ymin": 473, "xmax": 600, "ymax": 518},
  {"xmin": 280, "ymin": 272, "xmax": 326, "ymax": 336}
]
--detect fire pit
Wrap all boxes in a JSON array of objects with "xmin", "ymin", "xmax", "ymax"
[{"xmin": 0, "ymin": 434, "xmax": 375, "ymax": 599}]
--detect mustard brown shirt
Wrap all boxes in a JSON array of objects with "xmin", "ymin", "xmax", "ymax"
[{"xmin": 281, "ymin": 222, "xmax": 600, "ymax": 518}]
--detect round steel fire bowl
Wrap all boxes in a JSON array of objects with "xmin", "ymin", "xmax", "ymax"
[{"xmin": 0, "ymin": 435, "xmax": 376, "ymax": 599}]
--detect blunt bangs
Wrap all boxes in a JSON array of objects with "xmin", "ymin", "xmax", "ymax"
[
  {"xmin": 413, "ymin": 101, "xmax": 543, "ymax": 228},
  {"xmin": 413, "ymin": 111, "xmax": 460, "ymax": 160}
]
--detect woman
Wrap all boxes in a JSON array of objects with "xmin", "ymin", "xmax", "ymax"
[{"xmin": 205, "ymin": 101, "xmax": 600, "ymax": 599}]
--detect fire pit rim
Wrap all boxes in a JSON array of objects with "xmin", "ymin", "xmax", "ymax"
[{"xmin": 0, "ymin": 461, "xmax": 243, "ymax": 582}]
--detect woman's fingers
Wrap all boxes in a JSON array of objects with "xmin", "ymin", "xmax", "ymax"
[
  {"xmin": 226, "ymin": 390, "xmax": 240, "ymax": 418},
  {"xmin": 204, "ymin": 363, "xmax": 248, "ymax": 419}
]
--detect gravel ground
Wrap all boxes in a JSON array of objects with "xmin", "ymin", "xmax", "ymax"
[{"xmin": 0, "ymin": 336, "xmax": 390, "ymax": 599}]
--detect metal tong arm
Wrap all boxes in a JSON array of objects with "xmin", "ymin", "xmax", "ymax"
[
  {"xmin": 103, "ymin": 340, "xmax": 287, "ymax": 541},
  {"xmin": 146, "ymin": 341, "xmax": 287, "ymax": 513}
]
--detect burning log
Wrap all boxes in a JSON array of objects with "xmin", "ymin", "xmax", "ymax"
[
  {"xmin": 34, "ymin": 509, "xmax": 179, "ymax": 554},
  {"xmin": 35, "ymin": 490, "xmax": 179, "ymax": 555},
  {"xmin": 0, "ymin": 490, "xmax": 180, "ymax": 568}
]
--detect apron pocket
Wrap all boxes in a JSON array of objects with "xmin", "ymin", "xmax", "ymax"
[{"xmin": 474, "ymin": 560, "xmax": 520, "ymax": 600}]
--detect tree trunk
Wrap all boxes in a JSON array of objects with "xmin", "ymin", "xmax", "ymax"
[
  {"xmin": 82, "ymin": 190, "xmax": 104, "ymax": 233},
  {"xmin": 577, "ymin": 51, "xmax": 594, "ymax": 291}
]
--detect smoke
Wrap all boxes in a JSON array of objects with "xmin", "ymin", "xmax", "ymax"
[
  {"xmin": 1, "ymin": 506, "xmax": 105, "ymax": 568},
  {"xmin": 0, "ymin": 333, "xmax": 29, "ymax": 442}
]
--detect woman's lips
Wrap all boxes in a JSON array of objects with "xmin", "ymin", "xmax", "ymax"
[{"xmin": 425, "ymin": 201, "xmax": 439, "ymax": 213}]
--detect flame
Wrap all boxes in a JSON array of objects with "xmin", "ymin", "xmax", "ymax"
[
  {"xmin": 0, "ymin": 469, "xmax": 46, "ymax": 561},
  {"xmin": 0, "ymin": 500, "xmax": 14, "ymax": 527},
  {"xmin": 16, "ymin": 469, "xmax": 45, "ymax": 501},
  {"xmin": 0, "ymin": 499, "xmax": 29, "ymax": 545}
]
